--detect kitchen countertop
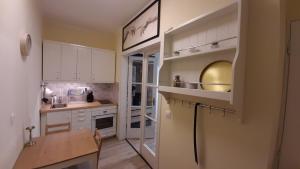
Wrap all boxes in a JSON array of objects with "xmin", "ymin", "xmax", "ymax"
[{"xmin": 40, "ymin": 101, "xmax": 116, "ymax": 113}]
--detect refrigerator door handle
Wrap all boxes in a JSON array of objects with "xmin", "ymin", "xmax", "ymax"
[{"xmin": 194, "ymin": 103, "xmax": 200, "ymax": 165}]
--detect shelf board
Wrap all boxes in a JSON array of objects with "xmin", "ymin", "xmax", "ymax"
[
  {"xmin": 164, "ymin": 1, "xmax": 238, "ymax": 36},
  {"xmin": 158, "ymin": 86, "xmax": 231, "ymax": 102},
  {"xmin": 164, "ymin": 45, "xmax": 236, "ymax": 61}
]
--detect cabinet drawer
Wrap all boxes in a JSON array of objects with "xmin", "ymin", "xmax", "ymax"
[
  {"xmin": 72, "ymin": 121, "xmax": 91, "ymax": 131},
  {"xmin": 92, "ymin": 107, "xmax": 117, "ymax": 115},
  {"xmin": 72, "ymin": 116, "xmax": 91, "ymax": 126},
  {"xmin": 71, "ymin": 109, "xmax": 91, "ymax": 131},
  {"xmin": 72, "ymin": 109, "xmax": 91, "ymax": 120},
  {"xmin": 47, "ymin": 111, "xmax": 71, "ymax": 125}
]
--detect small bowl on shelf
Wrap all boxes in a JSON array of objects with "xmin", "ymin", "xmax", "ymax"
[{"xmin": 185, "ymin": 82, "xmax": 199, "ymax": 89}]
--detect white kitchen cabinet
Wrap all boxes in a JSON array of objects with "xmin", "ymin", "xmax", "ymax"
[
  {"xmin": 41, "ymin": 109, "xmax": 91, "ymax": 136},
  {"xmin": 77, "ymin": 46, "xmax": 92, "ymax": 82},
  {"xmin": 61, "ymin": 44, "xmax": 78, "ymax": 81},
  {"xmin": 71, "ymin": 109, "xmax": 91, "ymax": 131},
  {"xmin": 43, "ymin": 41, "xmax": 62, "ymax": 81},
  {"xmin": 91, "ymin": 48, "xmax": 115, "ymax": 83},
  {"xmin": 43, "ymin": 40, "xmax": 115, "ymax": 83}
]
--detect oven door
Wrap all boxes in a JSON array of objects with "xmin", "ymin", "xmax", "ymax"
[{"xmin": 92, "ymin": 114, "xmax": 116, "ymax": 138}]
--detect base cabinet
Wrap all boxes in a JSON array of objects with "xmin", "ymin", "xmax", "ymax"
[
  {"xmin": 71, "ymin": 109, "xmax": 91, "ymax": 131},
  {"xmin": 40, "ymin": 107, "xmax": 116, "ymax": 136}
]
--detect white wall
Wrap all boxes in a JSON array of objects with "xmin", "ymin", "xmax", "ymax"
[{"xmin": 0, "ymin": 0, "xmax": 42, "ymax": 168}]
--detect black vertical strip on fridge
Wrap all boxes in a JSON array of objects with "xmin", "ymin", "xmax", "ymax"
[{"xmin": 194, "ymin": 103, "xmax": 200, "ymax": 164}]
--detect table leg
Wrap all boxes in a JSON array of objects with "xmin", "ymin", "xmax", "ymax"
[{"xmin": 88, "ymin": 153, "xmax": 98, "ymax": 169}]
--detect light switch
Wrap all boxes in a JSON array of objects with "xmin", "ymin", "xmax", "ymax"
[
  {"xmin": 165, "ymin": 110, "xmax": 172, "ymax": 119},
  {"xmin": 10, "ymin": 112, "xmax": 15, "ymax": 125}
]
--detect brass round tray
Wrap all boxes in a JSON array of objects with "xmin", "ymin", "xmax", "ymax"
[{"xmin": 200, "ymin": 61, "xmax": 232, "ymax": 92}]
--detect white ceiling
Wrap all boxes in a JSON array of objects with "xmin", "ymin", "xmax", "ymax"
[{"xmin": 41, "ymin": 0, "xmax": 151, "ymax": 33}]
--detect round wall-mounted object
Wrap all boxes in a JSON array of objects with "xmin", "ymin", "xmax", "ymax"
[
  {"xmin": 200, "ymin": 61, "xmax": 232, "ymax": 92},
  {"xmin": 20, "ymin": 33, "xmax": 32, "ymax": 57}
]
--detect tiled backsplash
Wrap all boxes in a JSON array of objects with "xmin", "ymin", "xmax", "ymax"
[{"xmin": 43, "ymin": 82, "xmax": 118, "ymax": 103}]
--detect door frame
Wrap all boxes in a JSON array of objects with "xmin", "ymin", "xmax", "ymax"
[
  {"xmin": 273, "ymin": 20, "xmax": 299, "ymax": 169},
  {"xmin": 118, "ymin": 42, "xmax": 161, "ymax": 169}
]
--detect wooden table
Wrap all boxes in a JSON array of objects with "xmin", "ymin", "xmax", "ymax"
[{"xmin": 14, "ymin": 130, "xmax": 98, "ymax": 169}]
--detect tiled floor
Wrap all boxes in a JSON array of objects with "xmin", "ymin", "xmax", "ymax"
[{"xmin": 99, "ymin": 137, "xmax": 151, "ymax": 169}]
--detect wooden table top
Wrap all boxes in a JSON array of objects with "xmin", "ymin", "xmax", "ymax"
[{"xmin": 14, "ymin": 130, "xmax": 98, "ymax": 169}]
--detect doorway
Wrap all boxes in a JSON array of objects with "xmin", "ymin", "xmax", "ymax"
[
  {"xmin": 277, "ymin": 21, "xmax": 300, "ymax": 169},
  {"xmin": 126, "ymin": 49, "xmax": 160, "ymax": 168}
]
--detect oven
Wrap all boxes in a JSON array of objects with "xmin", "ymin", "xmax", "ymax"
[{"xmin": 91, "ymin": 106, "xmax": 117, "ymax": 138}]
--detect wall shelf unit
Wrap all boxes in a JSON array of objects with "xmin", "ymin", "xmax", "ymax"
[
  {"xmin": 159, "ymin": 86, "xmax": 231, "ymax": 102},
  {"xmin": 158, "ymin": 0, "xmax": 247, "ymax": 121},
  {"xmin": 163, "ymin": 45, "xmax": 236, "ymax": 62}
]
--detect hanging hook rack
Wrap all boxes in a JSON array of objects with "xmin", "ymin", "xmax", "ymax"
[
  {"xmin": 197, "ymin": 103, "xmax": 235, "ymax": 114},
  {"xmin": 169, "ymin": 98, "xmax": 235, "ymax": 114}
]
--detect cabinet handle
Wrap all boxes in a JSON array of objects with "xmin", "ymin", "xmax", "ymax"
[{"xmin": 78, "ymin": 118, "xmax": 85, "ymax": 121}]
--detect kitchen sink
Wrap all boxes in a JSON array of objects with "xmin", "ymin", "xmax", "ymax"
[{"xmin": 51, "ymin": 103, "xmax": 67, "ymax": 109}]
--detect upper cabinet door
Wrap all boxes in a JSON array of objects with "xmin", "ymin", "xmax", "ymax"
[
  {"xmin": 77, "ymin": 46, "xmax": 92, "ymax": 82},
  {"xmin": 43, "ymin": 41, "xmax": 62, "ymax": 81},
  {"xmin": 61, "ymin": 44, "xmax": 78, "ymax": 81},
  {"xmin": 91, "ymin": 49, "xmax": 115, "ymax": 83}
]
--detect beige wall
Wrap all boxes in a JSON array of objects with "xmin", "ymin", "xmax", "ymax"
[
  {"xmin": 158, "ymin": 0, "xmax": 285, "ymax": 169},
  {"xmin": 43, "ymin": 19, "xmax": 116, "ymax": 50},
  {"xmin": 114, "ymin": 0, "xmax": 286, "ymax": 169},
  {"xmin": 287, "ymin": 0, "xmax": 300, "ymax": 20},
  {"xmin": 0, "ymin": 0, "xmax": 42, "ymax": 168},
  {"xmin": 115, "ymin": 30, "xmax": 123, "ymax": 83}
]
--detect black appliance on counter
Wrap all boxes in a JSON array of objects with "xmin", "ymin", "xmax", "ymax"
[{"xmin": 86, "ymin": 91, "xmax": 94, "ymax": 102}]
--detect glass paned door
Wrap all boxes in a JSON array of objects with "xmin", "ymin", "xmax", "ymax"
[
  {"xmin": 141, "ymin": 52, "xmax": 160, "ymax": 168},
  {"xmin": 126, "ymin": 51, "xmax": 160, "ymax": 168},
  {"xmin": 127, "ymin": 55, "xmax": 143, "ymax": 152}
]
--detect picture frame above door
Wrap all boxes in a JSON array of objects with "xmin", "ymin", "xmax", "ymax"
[{"xmin": 122, "ymin": 0, "xmax": 160, "ymax": 51}]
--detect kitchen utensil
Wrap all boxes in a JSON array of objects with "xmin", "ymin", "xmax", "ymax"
[
  {"xmin": 200, "ymin": 61, "xmax": 232, "ymax": 92},
  {"xmin": 185, "ymin": 82, "xmax": 198, "ymax": 89}
]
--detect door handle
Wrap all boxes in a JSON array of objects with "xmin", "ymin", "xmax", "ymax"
[{"xmin": 194, "ymin": 103, "xmax": 200, "ymax": 165}]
